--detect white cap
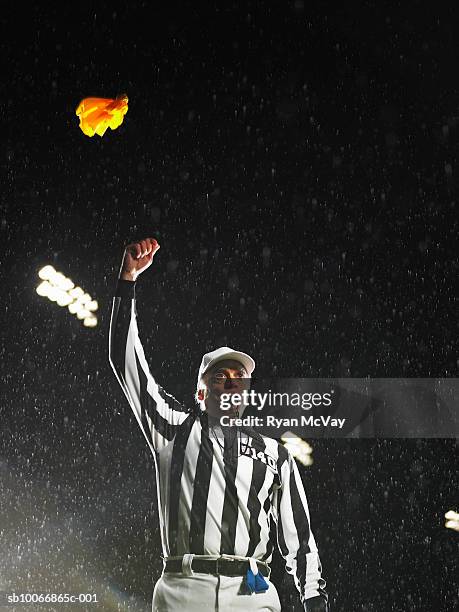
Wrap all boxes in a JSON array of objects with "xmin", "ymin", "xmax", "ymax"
[{"xmin": 197, "ymin": 346, "xmax": 255, "ymax": 387}]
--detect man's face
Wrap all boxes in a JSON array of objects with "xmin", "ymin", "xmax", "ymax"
[{"xmin": 200, "ymin": 359, "xmax": 251, "ymax": 418}]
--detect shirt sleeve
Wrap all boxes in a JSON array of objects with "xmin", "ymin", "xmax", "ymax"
[
  {"xmin": 108, "ymin": 279, "xmax": 190, "ymax": 453},
  {"xmin": 274, "ymin": 448, "xmax": 329, "ymax": 611}
]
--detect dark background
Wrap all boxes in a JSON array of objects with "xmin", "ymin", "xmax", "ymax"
[{"xmin": 1, "ymin": 1, "xmax": 458, "ymax": 611}]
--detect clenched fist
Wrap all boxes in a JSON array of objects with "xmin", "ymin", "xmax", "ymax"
[{"xmin": 119, "ymin": 238, "xmax": 160, "ymax": 281}]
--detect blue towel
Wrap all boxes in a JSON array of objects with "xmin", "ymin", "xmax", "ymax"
[{"xmin": 245, "ymin": 567, "xmax": 269, "ymax": 593}]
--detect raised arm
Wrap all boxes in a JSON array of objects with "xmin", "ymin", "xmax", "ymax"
[
  {"xmin": 274, "ymin": 448, "xmax": 329, "ymax": 612},
  {"xmin": 109, "ymin": 237, "xmax": 190, "ymax": 454}
]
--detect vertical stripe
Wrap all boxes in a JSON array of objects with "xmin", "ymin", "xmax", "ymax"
[
  {"xmin": 123, "ymin": 318, "xmax": 156, "ymax": 453},
  {"xmin": 275, "ymin": 451, "xmax": 290, "ymax": 562},
  {"xmin": 157, "ymin": 439, "xmax": 175, "ymax": 556},
  {"xmin": 252, "ymin": 466, "xmax": 277, "ymax": 558},
  {"xmin": 261, "ymin": 534, "xmax": 274, "ymax": 562},
  {"xmin": 219, "ymin": 427, "xmax": 239, "ymax": 554},
  {"xmin": 203, "ymin": 436, "xmax": 226, "ymax": 553},
  {"xmin": 262, "ymin": 513, "xmax": 278, "ymax": 563},
  {"xmin": 167, "ymin": 417, "xmax": 194, "ymax": 555},
  {"xmin": 154, "ymin": 450, "xmax": 168, "ymax": 555},
  {"xmin": 289, "ymin": 465, "xmax": 310, "ymax": 596},
  {"xmin": 176, "ymin": 421, "xmax": 201, "ymax": 554},
  {"xmin": 189, "ymin": 425, "xmax": 214, "ymax": 553},
  {"xmin": 260, "ymin": 437, "xmax": 282, "ymax": 562},
  {"xmin": 233, "ymin": 453, "xmax": 254, "ymax": 556},
  {"xmin": 134, "ymin": 354, "xmax": 155, "ymax": 449},
  {"xmin": 245, "ymin": 458, "xmax": 267, "ymax": 557},
  {"xmin": 109, "ymin": 297, "xmax": 130, "ymax": 369}
]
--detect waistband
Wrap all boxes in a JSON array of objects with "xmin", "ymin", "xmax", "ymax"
[{"xmin": 163, "ymin": 554, "xmax": 271, "ymax": 578}]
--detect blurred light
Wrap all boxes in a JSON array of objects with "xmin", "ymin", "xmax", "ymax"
[
  {"xmin": 47, "ymin": 286, "xmax": 60, "ymax": 302},
  {"xmin": 445, "ymin": 510, "xmax": 459, "ymax": 532},
  {"xmin": 36, "ymin": 281, "xmax": 51, "ymax": 297},
  {"xmin": 68, "ymin": 287, "xmax": 84, "ymax": 299},
  {"xmin": 38, "ymin": 265, "xmax": 56, "ymax": 280},
  {"xmin": 53, "ymin": 272, "xmax": 67, "ymax": 286},
  {"xmin": 77, "ymin": 293, "xmax": 91, "ymax": 305},
  {"xmin": 56, "ymin": 293, "xmax": 73, "ymax": 307},
  {"xmin": 73, "ymin": 302, "xmax": 89, "ymax": 314},
  {"xmin": 54, "ymin": 275, "xmax": 74, "ymax": 291},
  {"xmin": 280, "ymin": 431, "xmax": 313, "ymax": 466},
  {"xmin": 83, "ymin": 316, "xmax": 98, "ymax": 327},
  {"xmin": 36, "ymin": 266, "xmax": 98, "ymax": 327}
]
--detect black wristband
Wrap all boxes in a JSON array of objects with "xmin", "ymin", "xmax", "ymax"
[{"xmin": 115, "ymin": 279, "xmax": 136, "ymax": 298}]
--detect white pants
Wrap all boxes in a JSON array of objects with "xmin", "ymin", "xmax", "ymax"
[{"xmin": 152, "ymin": 571, "xmax": 281, "ymax": 612}]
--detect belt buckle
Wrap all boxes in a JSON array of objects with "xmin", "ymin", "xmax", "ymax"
[{"xmin": 215, "ymin": 556, "xmax": 221, "ymax": 575}]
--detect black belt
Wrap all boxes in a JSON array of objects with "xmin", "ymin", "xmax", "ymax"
[{"xmin": 164, "ymin": 557, "xmax": 270, "ymax": 577}]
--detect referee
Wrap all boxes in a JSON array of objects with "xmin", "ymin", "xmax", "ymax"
[{"xmin": 109, "ymin": 237, "xmax": 329, "ymax": 612}]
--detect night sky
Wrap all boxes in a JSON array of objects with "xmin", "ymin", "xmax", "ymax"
[{"xmin": 2, "ymin": 2, "xmax": 458, "ymax": 611}]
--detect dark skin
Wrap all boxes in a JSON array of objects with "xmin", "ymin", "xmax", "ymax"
[{"xmin": 197, "ymin": 359, "xmax": 251, "ymax": 421}]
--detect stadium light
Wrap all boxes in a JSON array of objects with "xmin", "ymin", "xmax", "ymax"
[
  {"xmin": 83, "ymin": 316, "xmax": 98, "ymax": 327},
  {"xmin": 280, "ymin": 432, "xmax": 314, "ymax": 466},
  {"xmin": 38, "ymin": 265, "xmax": 56, "ymax": 281},
  {"xmin": 445, "ymin": 510, "xmax": 459, "ymax": 532},
  {"xmin": 37, "ymin": 266, "xmax": 98, "ymax": 327}
]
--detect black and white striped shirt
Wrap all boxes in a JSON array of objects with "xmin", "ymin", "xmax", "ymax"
[{"xmin": 109, "ymin": 280, "xmax": 328, "ymax": 610}]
